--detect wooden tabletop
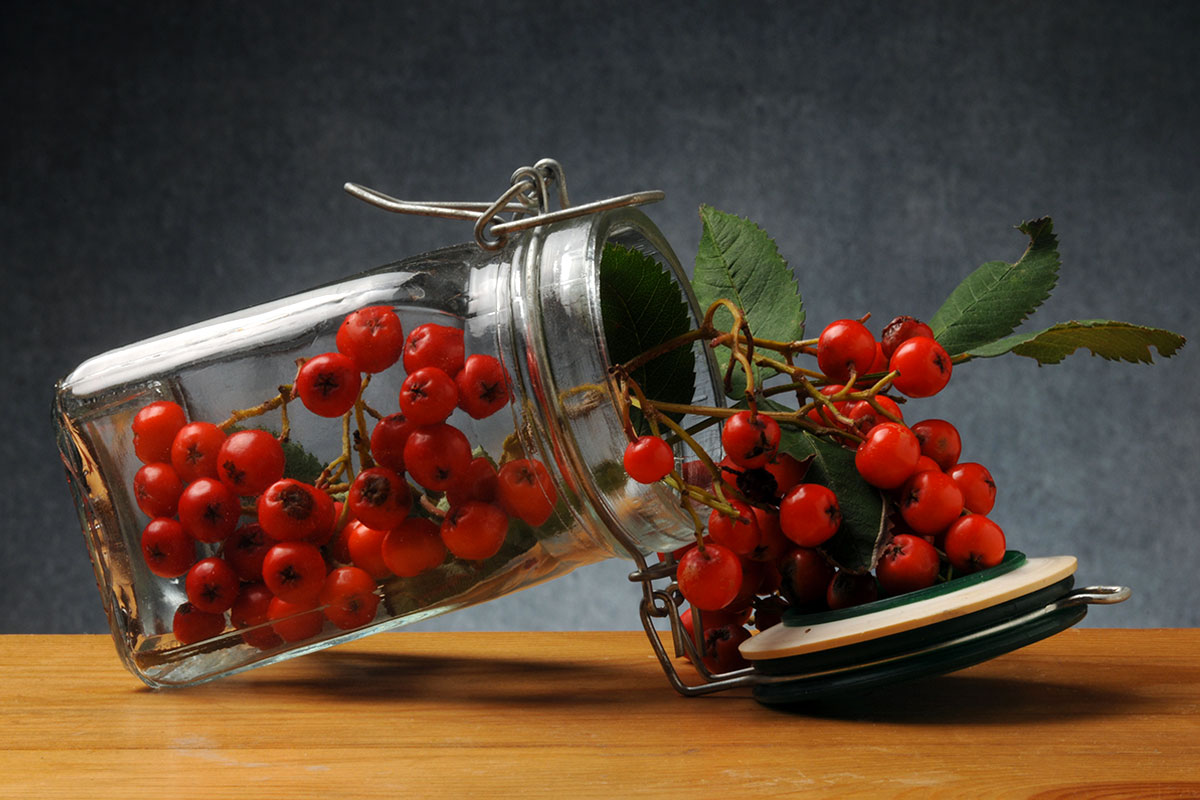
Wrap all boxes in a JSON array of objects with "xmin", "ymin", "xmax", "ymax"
[{"xmin": 1, "ymin": 630, "xmax": 1197, "ymax": 799}]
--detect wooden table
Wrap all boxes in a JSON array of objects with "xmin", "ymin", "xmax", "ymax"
[{"xmin": 1, "ymin": 630, "xmax": 1197, "ymax": 798}]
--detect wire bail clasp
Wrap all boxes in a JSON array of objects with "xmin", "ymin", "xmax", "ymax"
[{"xmin": 344, "ymin": 158, "xmax": 665, "ymax": 251}]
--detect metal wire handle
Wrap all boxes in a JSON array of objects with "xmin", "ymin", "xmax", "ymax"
[{"xmin": 344, "ymin": 158, "xmax": 665, "ymax": 251}]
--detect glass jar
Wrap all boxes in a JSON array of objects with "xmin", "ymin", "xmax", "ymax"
[{"xmin": 54, "ymin": 207, "xmax": 723, "ymax": 688}]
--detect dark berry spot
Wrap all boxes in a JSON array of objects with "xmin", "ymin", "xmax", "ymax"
[
  {"xmin": 279, "ymin": 486, "xmax": 315, "ymax": 520},
  {"xmin": 278, "ymin": 565, "xmax": 301, "ymax": 587},
  {"xmin": 185, "ymin": 443, "xmax": 205, "ymax": 465},
  {"xmin": 314, "ymin": 372, "xmax": 341, "ymax": 397},
  {"xmin": 203, "ymin": 503, "xmax": 224, "ymax": 526},
  {"xmin": 222, "ymin": 459, "xmax": 246, "ymax": 486},
  {"xmin": 359, "ymin": 475, "xmax": 390, "ymax": 507}
]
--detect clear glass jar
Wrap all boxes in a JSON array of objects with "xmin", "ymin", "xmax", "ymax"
[{"xmin": 53, "ymin": 208, "xmax": 723, "ymax": 688}]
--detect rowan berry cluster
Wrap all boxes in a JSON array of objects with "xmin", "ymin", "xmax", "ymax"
[
  {"xmin": 618, "ymin": 311, "xmax": 1005, "ymax": 674},
  {"xmin": 131, "ymin": 306, "xmax": 557, "ymax": 650}
]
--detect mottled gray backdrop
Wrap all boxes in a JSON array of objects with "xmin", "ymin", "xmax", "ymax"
[{"xmin": 3, "ymin": 1, "xmax": 1197, "ymax": 634}]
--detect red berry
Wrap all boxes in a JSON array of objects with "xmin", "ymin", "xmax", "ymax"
[
  {"xmin": 889, "ymin": 337, "xmax": 952, "ymax": 398},
  {"xmin": 847, "ymin": 396, "xmax": 904, "ymax": 434},
  {"xmin": 403, "ymin": 323, "xmax": 465, "ymax": 376},
  {"xmin": 216, "ymin": 429, "xmax": 285, "ymax": 496},
  {"xmin": 268, "ymin": 596, "xmax": 323, "ymax": 642},
  {"xmin": 805, "ymin": 384, "xmax": 849, "ymax": 427},
  {"xmin": 230, "ymin": 583, "xmax": 282, "ymax": 650},
  {"xmin": 133, "ymin": 462, "xmax": 184, "ymax": 518},
  {"xmin": 497, "ymin": 458, "xmax": 558, "ymax": 527},
  {"xmin": 455, "ymin": 354, "xmax": 511, "ymax": 419},
  {"xmin": 623, "ymin": 436, "xmax": 675, "ymax": 484},
  {"xmin": 949, "ymin": 462, "xmax": 997, "ymax": 515},
  {"xmin": 778, "ymin": 547, "xmax": 836, "ymax": 612},
  {"xmin": 345, "ymin": 521, "xmax": 392, "ymax": 579},
  {"xmin": 881, "ymin": 315, "xmax": 934, "ymax": 360},
  {"xmin": 749, "ymin": 507, "xmax": 790, "ymax": 563},
  {"xmin": 876, "ymin": 534, "xmax": 941, "ymax": 595},
  {"xmin": 185, "ymin": 557, "xmax": 240, "ymax": 614},
  {"xmin": 170, "ymin": 421, "xmax": 227, "ymax": 483},
  {"xmin": 707, "ymin": 500, "xmax": 761, "ymax": 556},
  {"xmin": 336, "ymin": 305, "xmax": 404, "ymax": 374},
  {"xmin": 677, "ymin": 544, "xmax": 743, "ymax": 611},
  {"xmin": 764, "ymin": 453, "xmax": 808, "ymax": 498},
  {"xmin": 369, "ymin": 413, "xmax": 415, "ymax": 473},
  {"xmin": 944, "ymin": 514, "xmax": 1006, "ymax": 573},
  {"xmin": 347, "ymin": 467, "xmax": 412, "ymax": 531},
  {"xmin": 911, "ymin": 419, "xmax": 962, "ymax": 471},
  {"xmin": 855, "ymin": 422, "xmax": 920, "ymax": 489},
  {"xmin": 914, "ymin": 455, "xmax": 942, "ymax": 474},
  {"xmin": 319, "ymin": 566, "xmax": 381, "ymax": 630},
  {"xmin": 721, "ymin": 411, "xmax": 781, "ymax": 469},
  {"xmin": 220, "ymin": 523, "xmax": 272, "ymax": 582},
  {"xmin": 441, "ymin": 502, "xmax": 509, "ymax": 560},
  {"xmin": 296, "ymin": 352, "xmax": 361, "ymax": 418},
  {"xmin": 753, "ymin": 595, "xmax": 790, "ymax": 632},
  {"xmin": 399, "ymin": 367, "xmax": 459, "ymax": 425},
  {"xmin": 445, "ymin": 457, "xmax": 500, "ymax": 507},
  {"xmin": 404, "ymin": 423, "xmax": 472, "ymax": 492},
  {"xmin": 381, "ymin": 517, "xmax": 447, "ymax": 577},
  {"xmin": 701, "ymin": 624, "xmax": 752, "ymax": 674},
  {"xmin": 817, "ymin": 319, "xmax": 878, "ymax": 383},
  {"xmin": 172, "ymin": 602, "xmax": 226, "ymax": 645},
  {"xmin": 680, "ymin": 605, "xmax": 751, "ymax": 637},
  {"xmin": 140, "ymin": 518, "xmax": 196, "ymax": 578},
  {"xmin": 177, "ymin": 477, "xmax": 241, "ymax": 543},
  {"xmin": 779, "ymin": 483, "xmax": 842, "ymax": 547},
  {"xmin": 262, "ymin": 541, "xmax": 328, "ymax": 604},
  {"xmin": 858, "ymin": 340, "xmax": 889, "ymax": 385},
  {"xmin": 899, "ymin": 469, "xmax": 964, "ymax": 535},
  {"xmin": 132, "ymin": 401, "xmax": 187, "ymax": 464},
  {"xmin": 257, "ymin": 479, "xmax": 331, "ymax": 541},
  {"xmin": 826, "ymin": 570, "xmax": 879, "ymax": 610}
]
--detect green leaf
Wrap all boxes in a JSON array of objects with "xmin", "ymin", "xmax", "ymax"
[
  {"xmin": 930, "ymin": 218, "xmax": 1060, "ymax": 356},
  {"xmin": 692, "ymin": 206, "xmax": 804, "ymax": 397},
  {"xmin": 600, "ymin": 243, "xmax": 696, "ymax": 433},
  {"xmin": 964, "ymin": 319, "xmax": 1186, "ymax": 365}
]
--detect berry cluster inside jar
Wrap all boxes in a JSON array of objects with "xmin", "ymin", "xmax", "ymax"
[{"xmin": 131, "ymin": 306, "xmax": 559, "ymax": 651}]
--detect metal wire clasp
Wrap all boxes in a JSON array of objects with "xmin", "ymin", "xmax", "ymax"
[{"xmin": 344, "ymin": 158, "xmax": 665, "ymax": 251}]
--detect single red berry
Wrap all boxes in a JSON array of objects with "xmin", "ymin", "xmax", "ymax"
[
  {"xmin": 914, "ymin": 455, "xmax": 942, "ymax": 474},
  {"xmin": 778, "ymin": 547, "xmax": 836, "ymax": 612},
  {"xmin": 133, "ymin": 401, "xmax": 188, "ymax": 464},
  {"xmin": 496, "ymin": 458, "xmax": 558, "ymax": 527},
  {"xmin": 172, "ymin": 602, "xmax": 226, "ymax": 645},
  {"xmin": 721, "ymin": 411, "xmax": 781, "ymax": 469},
  {"xmin": 445, "ymin": 457, "xmax": 500, "ymax": 507},
  {"xmin": 623, "ymin": 436, "xmax": 675, "ymax": 484},
  {"xmin": 899, "ymin": 469, "xmax": 964, "ymax": 535},
  {"xmin": 345, "ymin": 521, "xmax": 393, "ymax": 579},
  {"xmin": 847, "ymin": 396, "xmax": 904, "ymax": 434},
  {"xmin": 399, "ymin": 366, "xmax": 459, "ymax": 425},
  {"xmin": 170, "ymin": 421, "xmax": 227, "ymax": 483},
  {"xmin": 911, "ymin": 419, "xmax": 962, "ymax": 471},
  {"xmin": 889, "ymin": 337, "xmax": 952, "ymax": 398},
  {"xmin": 185, "ymin": 557, "xmax": 240, "ymax": 614},
  {"xmin": 403, "ymin": 322, "xmax": 465, "ymax": 376},
  {"xmin": 133, "ymin": 462, "xmax": 184, "ymax": 518},
  {"xmin": 701, "ymin": 624, "xmax": 752, "ymax": 674},
  {"xmin": 268, "ymin": 595, "xmax": 324, "ymax": 642},
  {"xmin": 876, "ymin": 534, "xmax": 941, "ymax": 595},
  {"xmin": 944, "ymin": 514, "xmax": 1006, "ymax": 573},
  {"xmin": 369, "ymin": 413, "xmax": 414, "ymax": 473},
  {"xmin": 319, "ymin": 566, "xmax": 381, "ymax": 630},
  {"xmin": 805, "ymin": 384, "xmax": 850, "ymax": 427},
  {"xmin": 818, "ymin": 319, "xmax": 878, "ymax": 383},
  {"xmin": 881, "ymin": 315, "xmax": 935, "ymax": 360},
  {"xmin": 724, "ymin": 558, "xmax": 766, "ymax": 612},
  {"xmin": 403, "ymin": 423, "xmax": 472, "ymax": 492},
  {"xmin": 230, "ymin": 583, "xmax": 282, "ymax": 650},
  {"xmin": 381, "ymin": 517, "xmax": 447, "ymax": 577},
  {"xmin": 856, "ymin": 340, "xmax": 889, "ymax": 386},
  {"xmin": 257, "ymin": 479, "xmax": 331, "ymax": 541},
  {"xmin": 140, "ymin": 518, "xmax": 196, "ymax": 578},
  {"xmin": 262, "ymin": 541, "xmax": 328, "ymax": 604},
  {"xmin": 749, "ymin": 507, "xmax": 790, "ymax": 563},
  {"xmin": 949, "ymin": 462, "xmax": 997, "ymax": 515},
  {"xmin": 826, "ymin": 570, "xmax": 879, "ymax": 610},
  {"xmin": 347, "ymin": 466, "xmax": 412, "ymax": 531},
  {"xmin": 441, "ymin": 502, "xmax": 509, "ymax": 560},
  {"xmin": 220, "ymin": 523, "xmax": 272, "ymax": 582},
  {"xmin": 707, "ymin": 500, "xmax": 761, "ymax": 556},
  {"xmin": 216, "ymin": 429, "xmax": 285, "ymax": 497},
  {"xmin": 677, "ymin": 543, "xmax": 744, "ymax": 611},
  {"xmin": 177, "ymin": 477, "xmax": 241, "ymax": 543},
  {"xmin": 296, "ymin": 352, "xmax": 361, "ymax": 418},
  {"xmin": 779, "ymin": 483, "xmax": 843, "ymax": 547},
  {"xmin": 336, "ymin": 305, "xmax": 404, "ymax": 374},
  {"xmin": 855, "ymin": 422, "xmax": 920, "ymax": 489},
  {"xmin": 456, "ymin": 354, "xmax": 510, "ymax": 419},
  {"xmin": 764, "ymin": 453, "xmax": 808, "ymax": 498}
]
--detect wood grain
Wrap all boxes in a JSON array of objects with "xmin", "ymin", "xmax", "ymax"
[{"xmin": 0, "ymin": 630, "xmax": 1197, "ymax": 799}]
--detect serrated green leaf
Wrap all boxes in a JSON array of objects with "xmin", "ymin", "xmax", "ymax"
[
  {"xmin": 692, "ymin": 206, "xmax": 804, "ymax": 397},
  {"xmin": 930, "ymin": 218, "xmax": 1060, "ymax": 356},
  {"xmin": 964, "ymin": 319, "xmax": 1186, "ymax": 365},
  {"xmin": 600, "ymin": 243, "xmax": 696, "ymax": 434}
]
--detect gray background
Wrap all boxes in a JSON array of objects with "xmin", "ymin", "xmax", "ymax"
[{"xmin": 3, "ymin": 1, "xmax": 1196, "ymax": 634}]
